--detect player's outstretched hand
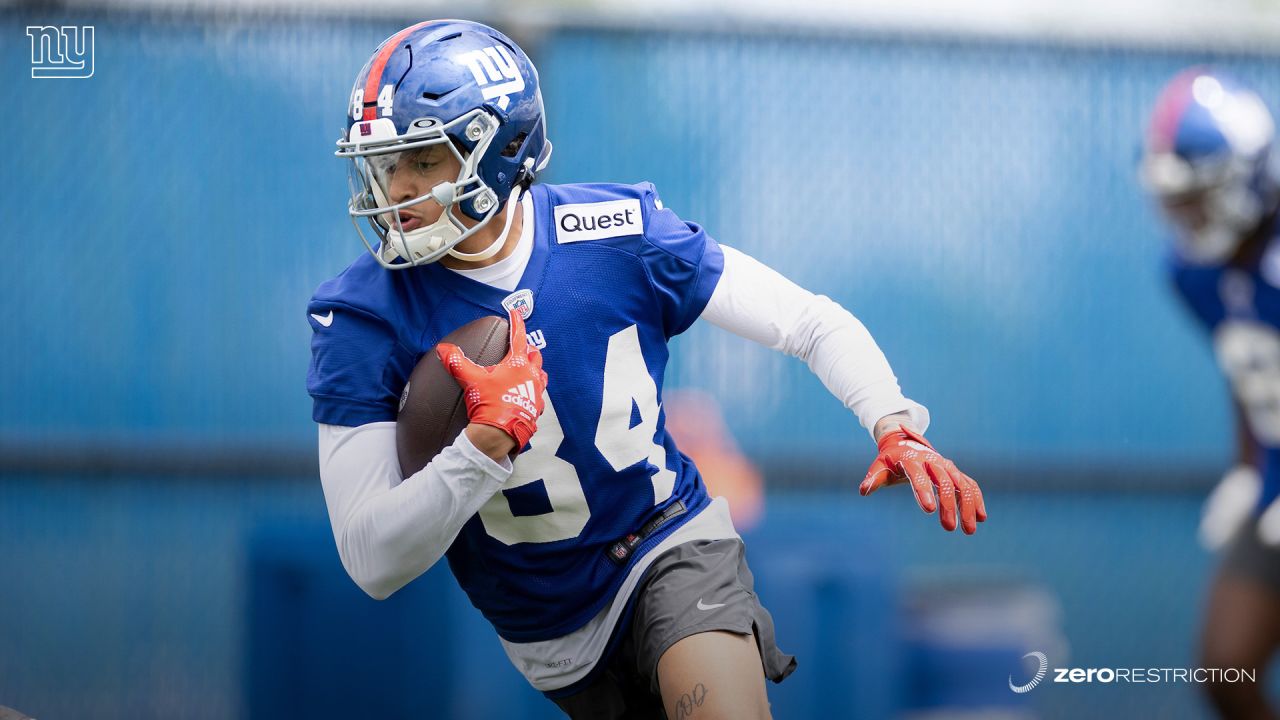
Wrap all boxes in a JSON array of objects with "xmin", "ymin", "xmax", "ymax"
[
  {"xmin": 859, "ymin": 425, "xmax": 987, "ymax": 534},
  {"xmin": 436, "ymin": 308, "xmax": 548, "ymax": 450}
]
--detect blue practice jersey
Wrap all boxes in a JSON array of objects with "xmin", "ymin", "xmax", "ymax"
[
  {"xmin": 1170, "ymin": 223, "xmax": 1280, "ymax": 511},
  {"xmin": 307, "ymin": 182, "xmax": 724, "ymax": 642}
]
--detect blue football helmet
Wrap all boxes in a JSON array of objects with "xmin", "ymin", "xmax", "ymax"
[
  {"xmin": 1141, "ymin": 67, "xmax": 1279, "ymax": 264},
  {"xmin": 336, "ymin": 20, "xmax": 552, "ymax": 269}
]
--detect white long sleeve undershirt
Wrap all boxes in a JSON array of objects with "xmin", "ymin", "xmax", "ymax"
[
  {"xmin": 700, "ymin": 245, "xmax": 929, "ymax": 435},
  {"xmin": 319, "ymin": 242, "xmax": 927, "ymax": 601},
  {"xmin": 318, "ymin": 424, "xmax": 512, "ymax": 600}
]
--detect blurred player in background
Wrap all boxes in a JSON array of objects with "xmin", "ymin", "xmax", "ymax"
[
  {"xmin": 307, "ymin": 20, "xmax": 986, "ymax": 718},
  {"xmin": 662, "ymin": 389, "xmax": 765, "ymax": 531},
  {"xmin": 1144, "ymin": 67, "xmax": 1280, "ymax": 719}
]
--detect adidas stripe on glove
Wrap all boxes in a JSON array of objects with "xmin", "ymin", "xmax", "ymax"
[
  {"xmin": 860, "ymin": 424, "xmax": 987, "ymax": 535},
  {"xmin": 436, "ymin": 308, "xmax": 548, "ymax": 451}
]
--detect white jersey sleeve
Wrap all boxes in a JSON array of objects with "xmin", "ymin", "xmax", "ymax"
[
  {"xmin": 700, "ymin": 244, "xmax": 929, "ymax": 436},
  {"xmin": 318, "ymin": 422, "xmax": 513, "ymax": 600}
]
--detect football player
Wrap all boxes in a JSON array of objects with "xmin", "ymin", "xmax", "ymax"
[
  {"xmin": 1143, "ymin": 67, "xmax": 1280, "ymax": 718},
  {"xmin": 308, "ymin": 20, "xmax": 986, "ymax": 718}
]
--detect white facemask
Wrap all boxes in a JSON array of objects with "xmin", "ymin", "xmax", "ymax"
[
  {"xmin": 378, "ymin": 184, "xmax": 523, "ymax": 265},
  {"xmin": 378, "ymin": 211, "xmax": 463, "ymax": 265}
]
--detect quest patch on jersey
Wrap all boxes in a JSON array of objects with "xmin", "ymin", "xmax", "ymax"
[{"xmin": 553, "ymin": 199, "xmax": 643, "ymax": 244}]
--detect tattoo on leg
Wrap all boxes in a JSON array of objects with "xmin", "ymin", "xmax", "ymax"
[{"xmin": 674, "ymin": 683, "xmax": 708, "ymax": 719}]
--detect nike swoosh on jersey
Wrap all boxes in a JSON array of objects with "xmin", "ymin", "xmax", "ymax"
[
  {"xmin": 311, "ymin": 311, "xmax": 334, "ymax": 327},
  {"xmin": 696, "ymin": 599, "xmax": 726, "ymax": 611}
]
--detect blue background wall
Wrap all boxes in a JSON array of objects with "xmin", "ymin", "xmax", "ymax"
[
  {"xmin": 2, "ymin": 9, "xmax": 1277, "ymax": 719},
  {"xmin": 0, "ymin": 15, "xmax": 1259, "ymax": 463}
]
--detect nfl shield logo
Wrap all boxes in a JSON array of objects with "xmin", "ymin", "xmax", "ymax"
[{"xmin": 501, "ymin": 289, "xmax": 534, "ymax": 320}]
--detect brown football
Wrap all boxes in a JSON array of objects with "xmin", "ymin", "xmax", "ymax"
[{"xmin": 396, "ymin": 314, "xmax": 510, "ymax": 478}]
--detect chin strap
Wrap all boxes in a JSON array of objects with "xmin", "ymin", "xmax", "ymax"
[{"xmin": 447, "ymin": 184, "xmax": 524, "ymax": 262}]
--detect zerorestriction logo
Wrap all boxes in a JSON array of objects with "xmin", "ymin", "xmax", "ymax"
[
  {"xmin": 27, "ymin": 25, "xmax": 94, "ymax": 79},
  {"xmin": 1009, "ymin": 651, "xmax": 1048, "ymax": 693},
  {"xmin": 1008, "ymin": 651, "xmax": 1257, "ymax": 693}
]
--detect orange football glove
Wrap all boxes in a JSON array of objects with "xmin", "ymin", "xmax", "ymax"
[
  {"xmin": 436, "ymin": 308, "xmax": 548, "ymax": 449},
  {"xmin": 860, "ymin": 425, "xmax": 987, "ymax": 535}
]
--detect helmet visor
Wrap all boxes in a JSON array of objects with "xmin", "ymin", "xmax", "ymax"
[
  {"xmin": 352, "ymin": 142, "xmax": 458, "ymax": 232},
  {"xmin": 336, "ymin": 109, "xmax": 503, "ymax": 268}
]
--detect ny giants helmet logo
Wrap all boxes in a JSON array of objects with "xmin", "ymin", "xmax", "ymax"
[{"xmin": 457, "ymin": 46, "xmax": 525, "ymax": 111}]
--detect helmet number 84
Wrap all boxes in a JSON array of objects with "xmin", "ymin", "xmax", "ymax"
[
  {"xmin": 349, "ymin": 85, "xmax": 396, "ymax": 121},
  {"xmin": 477, "ymin": 324, "xmax": 676, "ymax": 546}
]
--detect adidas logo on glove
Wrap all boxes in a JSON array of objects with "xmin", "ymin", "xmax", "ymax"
[{"xmin": 502, "ymin": 381, "xmax": 539, "ymax": 417}]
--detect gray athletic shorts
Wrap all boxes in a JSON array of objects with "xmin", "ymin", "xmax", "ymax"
[
  {"xmin": 551, "ymin": 538, "xmax": 797, "ymax": 719},
  {"xmin": 1222, "ymin": 512, "xmax": 1280, "ymax": 593}
]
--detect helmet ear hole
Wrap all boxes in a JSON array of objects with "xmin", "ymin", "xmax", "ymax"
[{"xmin": 500, "ymin": 132, "xmax": 529, "ymax": 159}]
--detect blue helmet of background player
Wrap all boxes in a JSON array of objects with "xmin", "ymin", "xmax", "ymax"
[
  {"xmin": 1141, "ymin": 67, "xmax": 1280, "ymax": 264},
  {"xmin": 336, "ymin": 20, "xmax": 552, "ymax": 269}
]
